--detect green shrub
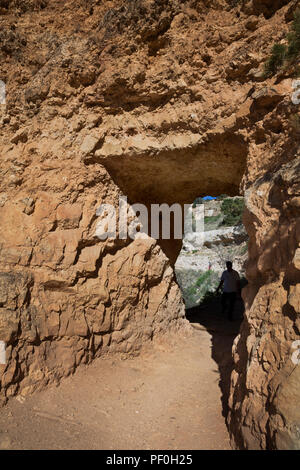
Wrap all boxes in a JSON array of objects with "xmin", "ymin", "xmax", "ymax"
[
  {"xmin": 187, "ymin": 286, "xmax": 197, "ymax": 296},
  {"xmin": 195, "ymin": 270, "xmax": 212, "ymax": 287},
  {"xmin": 287, "ymin": 9, "xmax": 300, "ymax": 59},
  {"xmin": 221, "ymin": 198, "xmax": 245, "ymax": 227},
  {"xmin": 264, "ymin": 10, "xmax": 300, "ymax": 76},
  {"xmin": 264, "ymin": 43, "xmax": 287, "ymax": 76},
  {"xmin": 204, "ymin": 215, "xmax": 221, "ymax": 224},
  {"xmin": 179, "ymin": 270, "xmax": 219, "ymax": 308}
]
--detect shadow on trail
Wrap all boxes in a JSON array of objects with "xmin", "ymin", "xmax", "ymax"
[{"xmin": 186, "ymin": 295, "xmax": 244, "ymax": 420}]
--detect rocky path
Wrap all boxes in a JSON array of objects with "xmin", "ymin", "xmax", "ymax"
[{"xmin": 0, "ymin": 305, "xmax": 241, "ymax": 450}]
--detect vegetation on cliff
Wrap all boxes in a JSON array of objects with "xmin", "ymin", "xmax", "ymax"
[
  {"xmin": 264, "ymin": 8, "xmax": 300, "ymax": 75},
  {"xmin": 201, "ymin": 197, "xmax": 245, "ymax": 228},
  {"xmin": 220, "ymin": 197, "xmax": 245, "ymax": 227}
]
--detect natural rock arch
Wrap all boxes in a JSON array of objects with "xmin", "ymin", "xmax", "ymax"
[{"xmin": 94, "ymin": 130, "xmax": 248, "ymax": 263}]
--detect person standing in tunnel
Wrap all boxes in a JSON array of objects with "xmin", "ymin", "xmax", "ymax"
[{"xmin": 216, "ymin": 261, "xmax": 241, "ymax": 321}]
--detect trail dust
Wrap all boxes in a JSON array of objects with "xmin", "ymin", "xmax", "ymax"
[{"xmin": 0, "ymin": 302, "xmax": 242, "ymax": 450}]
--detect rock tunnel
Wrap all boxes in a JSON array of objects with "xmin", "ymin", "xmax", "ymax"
[
  {"xmin": 0, "ymin": 127, "xmax": 248, "ymax": 404},
  {"xmin": 94, "ymin": 131, "xmax": 248, "ymax": 264},
  {"xmin": 0, "ymin": 0, "xmax": 299, "ymax": 451}
]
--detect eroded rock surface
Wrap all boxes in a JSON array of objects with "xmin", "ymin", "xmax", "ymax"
[
  {"xmin": 228, "ymin": 158, "xmax": 300, "ymax": 449},
  {"xmin": 0, "ymin": 0, "xmax": 299, "ymax": 449}
]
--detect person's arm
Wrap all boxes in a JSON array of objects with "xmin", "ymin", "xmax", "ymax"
[
  {"xmin": 216, "ymin": 274, "xmax": 224, "ymax": 294},
  {"xmin": 216, "ymin": 280, "xmax": 223, "ymax": 293}
]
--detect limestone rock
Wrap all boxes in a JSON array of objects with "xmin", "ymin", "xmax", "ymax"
[
  {"xmin": 0, "ymin": 0, "xmax": 299, "ymax": 451},
  {"xmin": 228, "ymin": 159, "xmax": 300, "ymax": 450}
]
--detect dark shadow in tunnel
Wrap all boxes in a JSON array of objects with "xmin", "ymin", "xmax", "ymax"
[{"xmin": 185, "ymin": 294, "xmax": 244, "ymax": 420}]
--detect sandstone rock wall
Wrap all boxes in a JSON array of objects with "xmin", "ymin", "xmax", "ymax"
[
  {"xmin": 0, "ymin": 0, "xmax": 299, "ymax": 449},
  {"xmin": 228, "ymin": 158, "xmax": 300, "ymax": 449}
]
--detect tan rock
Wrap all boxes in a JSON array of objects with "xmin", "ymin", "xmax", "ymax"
[
  {"xmin": 0, "ymin": 0, "xmax": 299, "ymax": 452},
  {"xmin": 80, "ymin": 135, "xmax": 101, "ymax": 155}
]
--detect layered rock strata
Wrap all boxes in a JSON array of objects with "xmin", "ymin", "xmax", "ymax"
[{"xmin": 0, "ymin": 0, "xmax": 299, "ymax": 449}]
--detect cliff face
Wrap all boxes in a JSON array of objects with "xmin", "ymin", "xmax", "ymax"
[
  {"xmin": 0, "ymin": 0, "xmax": 299, "ymax": 449},
  {"xmin": 228, "ymin": 158, "xmax": 300, "ymax": 449}
]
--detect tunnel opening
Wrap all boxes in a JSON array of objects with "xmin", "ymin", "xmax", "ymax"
[
  {"xmin": 95, "ymin": 132, "xmax": 250, "ymax": 421},
  {"xmin": 175, "ymin": 193, "xmax": 248, "ymax": 312},
  {"xmin": 0, "ymin": 122, "xmax": 251, "ymax": 443},
  {"xmin": 95, "ymin": 130, "xmax": 249, "ymax": 264},
  {"xmin": 95, "ymin": 126, "xmax": 250, "ymax": 324}
]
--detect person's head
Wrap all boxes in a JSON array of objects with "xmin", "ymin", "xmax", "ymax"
[{"xmin": 226, "ymin": 261, "xmax": 233, "ymax": 271}]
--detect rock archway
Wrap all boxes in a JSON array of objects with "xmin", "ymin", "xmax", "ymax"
[
  {"xmin": 94, "ymin": 130, "xmax": 248, "ymax": 263},
  {"xmin": 95, "ymin": 132, "xmax": 247, "ymax": 206},
  {"xmin": 0, "ymin": 0, "xmax": 299, "ymax": 451}
]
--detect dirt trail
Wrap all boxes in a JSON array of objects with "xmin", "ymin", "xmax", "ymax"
[{"xmin": 0, "ymin": 304, "xmax": 241, "ymax": 450}]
